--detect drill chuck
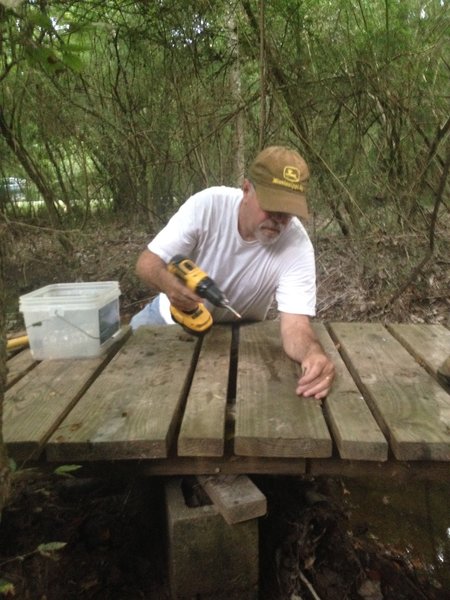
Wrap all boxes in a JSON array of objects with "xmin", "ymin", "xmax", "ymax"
[{"xmin": 195, "ymin": 276, "xmax": 227, "ymax": 306}]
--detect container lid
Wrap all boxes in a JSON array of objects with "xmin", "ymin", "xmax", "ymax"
[{"xmin": 19, "ymin": 281, "xmax": 120, "ymax": 310}]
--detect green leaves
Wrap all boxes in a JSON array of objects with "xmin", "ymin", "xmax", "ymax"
[
  {"xmin": 53, "ymin": 464, "xmax": 82, "ymax": 477},
  {"xmin": 23, "ymin": 40, "xmax": 87, "ymax": 75},
  {"xmin": 0, "ymin": 579, "xmax": 15, "ymax": 596},
  {"xmin": 26, "ymin": 8, "xmax": 53, "ymax": 30},
  {"xmin": 0, "ymin": 0, "xmax": 22, "ymax": 8},
  {"xmin": 1, "ymin": 2, "xmax": 90, "ymax": 77},
  {"xmin": 0, "ymin": 541, "xmax": 67, "ymax": 569},
  {"xmin": 37, "ymin": 542, "xmax": 67, "ymax": 558}
]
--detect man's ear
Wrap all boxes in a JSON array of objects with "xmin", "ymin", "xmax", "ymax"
[{"xmin": 242, "ymin": 178, "xmax": 253, "ymax": 194}]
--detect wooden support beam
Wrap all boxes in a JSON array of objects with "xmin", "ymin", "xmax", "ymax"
[{"xmin": 197, "ymin": 474, "xmax": 267, "ymax": 524}]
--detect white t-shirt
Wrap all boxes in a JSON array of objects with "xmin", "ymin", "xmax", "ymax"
[{"xmin": 148, "ymin": 186, "xmax": 317, "ymax": 323}]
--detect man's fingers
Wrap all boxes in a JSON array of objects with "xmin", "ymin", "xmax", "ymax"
[
  {"xmin": 169, "ymin": 287, "xmax": 202, "ymax": 312},
  {"xmin": 296, "ymin": 372, "xmax": 334, "ymax": 398},
  {"xmin": 297, "ymin": 352, "xmax": 335, "ymax": 398},
  {"xmin": 298, "ymin": 368, "xmax": 334, "ymax": 387}
]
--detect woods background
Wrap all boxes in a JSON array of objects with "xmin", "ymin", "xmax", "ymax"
[{"xmin": 0, "ymin": 0, "xmax": 449, "ymax": 508}]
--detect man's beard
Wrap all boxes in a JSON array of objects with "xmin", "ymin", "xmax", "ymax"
[{"xmin": 254, "ymin": 219, "xmax": 285, "ymax": 245}]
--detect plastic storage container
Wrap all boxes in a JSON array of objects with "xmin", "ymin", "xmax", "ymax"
[{"xmin": 19, "ymin": 282, "xmax": 121, "ymax": 360}]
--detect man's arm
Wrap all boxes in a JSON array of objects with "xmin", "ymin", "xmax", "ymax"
[
  {"xmin": 279, "ymin": 312, "xmax": 335, "ymax": 399},
  {"xmin": 136, "ymin": 249, "xmax": 201, "ymax": 313}
]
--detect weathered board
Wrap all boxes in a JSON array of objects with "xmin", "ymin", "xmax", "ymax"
[
  {"xmin": 46, "ymin": 326, "xmax": 200, "ymax": 461},
  {"xmin": 84, "ymin": 455, "xmax": 306, "ymax": 476},
  {"xmin": 308, "ymin": 457, "xmax": 450, "ymax": 482},
  {"xmin": 234, "ymin": 321, "xmax": 332, "ymax": 457},
  {"xmin": 329, "ymin": 322, "xmax": 450, "ymax": 461},
  {"xmin": 178, "ymin": 326, "xmax": 232, "ymax": 457},
  {"xmin": 6, "ymin": 348, "xmax": 38, "ymax": 390},
  {"xmin": 387, "ymin": 323, "xmax": 450, "ymax": 382},
  {"xmin": 5, "ymin": 356, "xmax": 114, "ymax": 461},
  {"xmin": 5, "ymin": 321, "xmax": 450, "ymax": 478},
  {"xmin": 312, "ymin": 323, "xmax": 388, "ymax": 461},
  {"xmin": 197, "ymin": 474, "xmax": 267, "ymax": 524}
]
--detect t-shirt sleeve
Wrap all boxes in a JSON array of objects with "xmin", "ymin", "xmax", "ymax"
[
  {"xmin": 147, "ymin": 192, "xmax": 204, "ymax": 263},
  {"xmin": 275, "ymin": 239, "xmax": 317, "ymax": 316}
]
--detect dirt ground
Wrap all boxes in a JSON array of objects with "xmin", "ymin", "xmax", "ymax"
[
  {"xmin": 2, "ymin": 218, "xmax": 449, "ymax": 599},
  {"xmin": 0, "ymin": 470, "xmax": 448, "ymax": 600}
]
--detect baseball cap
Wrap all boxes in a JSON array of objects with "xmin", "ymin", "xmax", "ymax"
[{"xmin": 248, "ymin": 146, "xmax": 310, "ymax": 219}]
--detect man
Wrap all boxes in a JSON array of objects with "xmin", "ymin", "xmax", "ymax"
[{"xmin": 131, "ymin": 146, "xmax": 335, "ymax": 399}]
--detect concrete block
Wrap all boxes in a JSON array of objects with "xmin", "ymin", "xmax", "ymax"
[{"xmin": 165, "ymin": 478, "xmax": 259, "ymax": 600}]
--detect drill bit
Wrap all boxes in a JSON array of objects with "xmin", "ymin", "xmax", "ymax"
[{"xmin": 221, "ymin": 300, "xmax": 241, "ymax": 319}]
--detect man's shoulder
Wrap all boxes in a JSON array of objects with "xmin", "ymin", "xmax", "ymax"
[
  {"xmin": 186, "ymin": 186, "xmax": 241, "ymax": 215},
  {"xmin": 192, "ymin": 185, "xmax": 241, "ymax": 202},
  {"xmin": 285, "ymin": 218, "xmax": 313, "ymax": 245}
]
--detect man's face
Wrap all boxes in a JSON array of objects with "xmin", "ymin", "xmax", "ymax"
[{"xmin": 244, "ymin": 183, "xmax": 292, "ymax": 245}]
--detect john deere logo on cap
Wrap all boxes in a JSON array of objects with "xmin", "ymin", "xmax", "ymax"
[{"xmin": 283, "ymin": 166, "xmax": 300, "ymax": 183}]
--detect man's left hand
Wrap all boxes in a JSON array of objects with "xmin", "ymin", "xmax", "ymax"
[
  {"xmin": 295, "ymin": 352, "xmax": 335, "ymax": 399},
  {"xmin": 280, "ymin": 312, "xmax": 336, "ymax": 400}
]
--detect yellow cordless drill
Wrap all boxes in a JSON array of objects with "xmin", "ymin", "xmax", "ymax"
[{"xmin": 167, "ymin": 255, "xmax": 241, "ymax": 335}]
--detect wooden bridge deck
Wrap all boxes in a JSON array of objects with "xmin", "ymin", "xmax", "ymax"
[{"xmin": 4, "ymin": 321, "xmax": 450, "ymax": 480}]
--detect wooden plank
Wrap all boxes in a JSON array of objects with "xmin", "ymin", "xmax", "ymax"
[
  {"xmin": 178, "ymin": 326, "xmax": 231, "ymax": 457},
  {"xmin": 4, "ymin": 328, "xmax": 130, "ymax": 461},
  {"xmin": 387, "ymin": 323, "xmax": 450, "ymax": 382},
  {"xmin": 312, "ymin": 323, "xmax": 388, "ymax": 461},
  {"xmin": 46, "ymin": 326, "xmax": 200, "ymax": 461},
  {"xmin": 24, "ymin": 455, "xmax": 449, "ymax": 481},
  {"xmin": 437, "ymin": 356, "xmax": 450, "ymax": 390},
  {"xmin": 6, "ymin": 349, "xmax": 38, "ymax": 390},
  {"xmin": 308, "ymin": 458, "xmax": 450, "ymax": 483},
  {"xmin": 44, "ymin": 455, "xmax": 307, "ymax": 476},
  {"xmin": 197, "ymin": 475, "xmax": 267, "ymax": 524},
  {"xmin": 329, "ymin": 322, "xmax": 450, "ymax": 461},
  {"xmin": 128, "ymin": 455, "xmax": 306, "ymax": 476},
  {"xmin": 234, "ymin": 321, "xmax": 332, "ymax": 458}
]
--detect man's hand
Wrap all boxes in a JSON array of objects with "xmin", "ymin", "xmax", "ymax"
[
  {"xmin": 280, "ymin": 312, "xmax": 335, "ymax": 399},
  {"xmin": 295, "ymin": 351, "xmax": 335, "ymax": 399},
  {"xmin": 136, "ymin": 249, "xmax": 202, "ymax": 312},
  {"xmin": 166, "ymin": 282, "xmax": 202, "ymax": 313}
]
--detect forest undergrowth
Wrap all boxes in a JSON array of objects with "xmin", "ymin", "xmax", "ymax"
[{"xmin": 5, "ymin": 216, "xmax": 450, "ymax": 332}]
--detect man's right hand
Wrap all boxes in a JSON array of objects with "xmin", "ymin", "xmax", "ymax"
[
  {"xmin": 166, "ymin": 280, "xmax": 202, "ymax": 313},
  {"xmin": 135, "ymin": 249, "xmax": 202, "ymax": 313}
]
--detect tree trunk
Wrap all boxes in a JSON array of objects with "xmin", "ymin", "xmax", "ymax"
[
  {"xmin": 228, "ymin": 9, "xmax": 245, "ymax": 185},
  {"xmin": 0, "ymin": 107, "xmax": 62, "ymax": 229},
  {"xmin": 0, "ymin": 221, "xmax": 12, "ymax": 518},
  {"xmin": 258, "ymin": 0, "xmax": 266, "ymax": 150}
]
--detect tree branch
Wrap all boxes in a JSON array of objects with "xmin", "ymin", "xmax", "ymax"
[{"xmin": 382, "ymin": 144, "xmax": 450, "ymax": 309}]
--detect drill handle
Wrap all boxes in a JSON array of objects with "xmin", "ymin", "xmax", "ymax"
[
  {"xmin": 169, "ymin": 303, "xmax": 213, "ymax": 336},
  {"xmin": 168, "ymin": 255, "xmax": 207, "ymax": 294}
]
